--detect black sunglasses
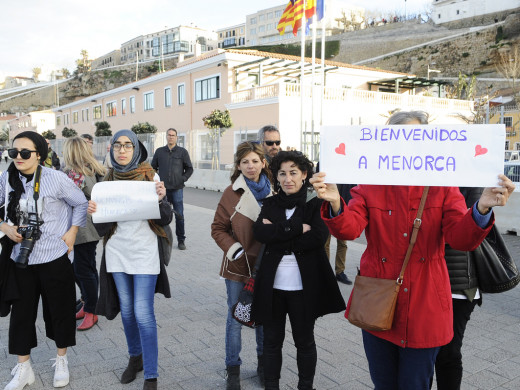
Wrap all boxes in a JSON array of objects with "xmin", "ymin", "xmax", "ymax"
[
  {"xmin": 8, "ymin": 148, "xmax": 38, "ymax": 160},
  {"xmin": 264, "ymin": 140, "xmax": 281, "ymax": 146}
]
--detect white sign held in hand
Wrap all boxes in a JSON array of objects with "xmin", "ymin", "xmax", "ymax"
[
  {"xmin": 91, "ymin": 181, "xmax": 160, "ymax": 223},
  {"xmin": 320, "ymin": 124, "xmax": 505, "ymax": 187}
]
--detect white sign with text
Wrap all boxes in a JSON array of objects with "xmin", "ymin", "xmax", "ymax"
[
  {"xmin": 320, "ymin": 124, "xmax": 505, "ymax": 187},
  {"xmin": 91, "ymin": 181, "xmax": 160, "ymax": 223}
]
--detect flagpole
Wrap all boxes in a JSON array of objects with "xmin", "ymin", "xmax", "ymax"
[
  {"xmin": 311, "ymin": 13, "xmax": 317, "ymax": 161},
  {"xmin": 320, "ymin": 0, "xmax": 326, "ymax": 131},
  {"xmin": 300, "ymin": 0, "xmax": 306, "ymax": 154}
]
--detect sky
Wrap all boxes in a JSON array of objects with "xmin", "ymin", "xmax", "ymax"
[{"xmin": 0, "ymin": 0, "xmax": 430, "ymax": 82}]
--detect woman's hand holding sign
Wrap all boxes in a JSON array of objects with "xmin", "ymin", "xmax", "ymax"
[
  {"xmin": 310, "ymin": 172, "xmax": 342, "ymax": 215},
  {"xmin": 155, "ymin": 180, "xmax": 166, "ymax": 201},
  {"xmin": 477, "ymin": 174, "xmax": 516, "ymax": 214}
]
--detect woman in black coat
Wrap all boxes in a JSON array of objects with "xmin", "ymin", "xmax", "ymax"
[{"xmin": 252, "ymin": 151, "xmax": 346, "ymax": 390}]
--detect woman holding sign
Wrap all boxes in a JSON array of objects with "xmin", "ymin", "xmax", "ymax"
[
  {"xmin": 88, "ymin": 130, "xmax": 172, "ymax": 390},
  {"xmin": 211, "ymin": 141, "xmax": 273, "ymax": 390},
  {"xmin": 63, "ymin": 136, "xmax": 106, "ymax": 331},
  {"xmin": 310, "ymin": 111, "xmax": 516, "ymax": 390}
]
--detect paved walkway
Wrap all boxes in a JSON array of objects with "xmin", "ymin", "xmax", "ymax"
[{"xmin": 1, "ymin": 196, "xmax": 520, "ymax": 389}]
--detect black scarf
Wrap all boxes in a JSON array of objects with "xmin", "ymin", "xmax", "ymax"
[
  {"xmin": 6, "ymin": 163, "xmax": 25, "ymax": 223},
  {"xmin": 273, "ymin": 184, "xmax": 308, "ymax": 209}
]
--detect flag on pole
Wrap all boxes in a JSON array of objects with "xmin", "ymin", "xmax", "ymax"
[
  {"xmin": 294, "ymin": 0, "xmax": 317, "ymax": 35},
  {"xmin": 277, "ymin": 0, "xmax": 296, "ymax": 35}
]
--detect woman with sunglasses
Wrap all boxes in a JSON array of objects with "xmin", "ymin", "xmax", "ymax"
[
  {"xmin": 0, "ymin": 131, "xmax": 88, "ymax": 390},
  {"xmin": 62, "ymin": 137, "xmax": 106, "ymax": 331},
  {"xmin": 88, "ymin": 130, "xmax": 172, "ymax": 390},
  {"xmin": 211, "ymin": 141, "xmax": 273, "ymax": 390},
  {"xmin": 252, "ymin": 151, "xmax": 345, "ymax": 390}
]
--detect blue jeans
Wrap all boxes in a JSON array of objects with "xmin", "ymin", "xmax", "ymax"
[
  {"xmin": 362, "ymin": 330, "xmax": 440, "ymax": 390},
  {"xmin": 225, "ymin": 279, "xmax": 264, "ymax": 367},
  {"xmin": 166, "ymin": 189, "xmax": 185, "ymax": 242},
  {"xmin": 112, "ymin": 273, "xmax": 159, "ymax": 380}
]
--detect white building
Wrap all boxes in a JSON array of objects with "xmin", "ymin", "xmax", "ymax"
[
  {"xmin": 217, "ymin": 24, "xmax": 246, "ymax": 49},
  {"xmin": 120, "ymin": 25, "xmax": 217, "ymax": 65},
  {"xmin": 245, "ymin": 0, "xmax": 365, "ymax": 46},
  {"xmin": 433, "ymin": 0, "xmax": 520, "ymax": 24}
]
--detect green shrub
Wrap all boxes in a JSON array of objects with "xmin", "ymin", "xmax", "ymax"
[
  {"xmin": 42, "ymin": 130, "xmax": 56, "ymax": 140},
  {"xmin": 131, "ymin": 122, "xmax": 157, "ymax": 134},
  {"xmin": 462, "ymin": 52, "xmax": 470, "ymax": 58},
  {"xmin": 62, "ymin": 127, "xmax": 77, "ymax": 138}
]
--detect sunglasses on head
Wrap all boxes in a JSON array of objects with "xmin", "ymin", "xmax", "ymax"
[
  {"xmin": 264, "ymin": 140, "xmax": 281, "ymax": 146},
  {"xmin": 8, "ymin": 148, "xmax": 38, "ymax": 160}
]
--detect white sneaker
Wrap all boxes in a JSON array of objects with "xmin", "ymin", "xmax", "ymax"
[
  {"xmin": 4, "ymin": 360, "xmax": 35, "ymax": 390},
  {"xmin": 51, "ymin": 354, "xmax": 69, "ymax": 388}
]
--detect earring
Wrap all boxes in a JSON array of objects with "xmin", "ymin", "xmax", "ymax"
[{"xmin": 302, "ymin": 180, "xmax": 305, "ymax": 185}]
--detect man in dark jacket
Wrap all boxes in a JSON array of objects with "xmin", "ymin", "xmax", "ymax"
[{"xmin": 152, "ymin": 128, "xmax": 193, "ymax": 250}]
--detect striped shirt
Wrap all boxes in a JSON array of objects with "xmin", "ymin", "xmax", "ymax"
[{"xmin": 0, "ymin": 166, "xmax": 88, "ymax": 265}]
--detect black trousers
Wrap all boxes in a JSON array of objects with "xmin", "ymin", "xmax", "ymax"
[
  {"xmin": 434, "ymin": 298, "xmax": 479, "ymax": 390},
  {"xmin": 73, "ymin": 241, "xmax": 99, "ymax": 313},
  {"xmin": 263, "ymin": 289, "xmax": 316, "ymax": 390},
  {"xmin": 9, "ymin": 253, "xmax": 76, "ymax": 355}
]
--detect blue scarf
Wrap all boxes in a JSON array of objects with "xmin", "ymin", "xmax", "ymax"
[{"xmin": 244, "ymin": 173, "xmax": 271, "ymax": 205}]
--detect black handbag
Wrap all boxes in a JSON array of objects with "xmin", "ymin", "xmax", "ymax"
[
  {"xmin": 473, "ymin": 225, "xmax": 520, "ymax": 293},
  {"xmin": 232, "ymin": 244, "xmax": 264, "ymax": 328}
]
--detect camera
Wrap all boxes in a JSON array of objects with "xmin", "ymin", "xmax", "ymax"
[{"xmin": 15, "ymin": 213, "xmax": 42, "ymax": 269}]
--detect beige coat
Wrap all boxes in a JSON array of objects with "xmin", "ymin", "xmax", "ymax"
[{"xmin": 211, "ymin": 174, "xmax": 271, "ymax": 284}]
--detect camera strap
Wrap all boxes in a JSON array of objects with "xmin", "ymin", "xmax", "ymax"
[{"xmin": 32, "ymin": 165, "xmax": 42, "ymax": 226}]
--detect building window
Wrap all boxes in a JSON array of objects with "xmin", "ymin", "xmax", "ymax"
[
  {"xmin": 250, "ymin": 17, "xmax": 256, "ymax": 24},
  {"xmin": 164, "ymin": 87, "xmax": 172, "ymax": 107},
  {"xmin": 106, "ymin": 101, "xmax": 117, "ymax": 117},
  {"xmin": 195, "ymin": 75, "xmax": 220, "ymax": 102},
  {"xmin": 72, "ymin": 111, "xmax": 78, "ymax": 124},
  {"xmin": 81, "ymin": 109, "xmax": 85, "ymax": 122},
  {"xmin": 438, "ymin": 14, "xmax": 441, "ymax": 19},
  {"xmin": 144, "ymin": 91, "xmax": 154, "ymax": 111},
  {"xmin": 178, "ymin": 83, "xmax": 185, "ymax": 105},
  {"xmin": 93, "ymin": 105, "xmax": 102, "ymax": 119},
  {"xmin": 65, "ymin": 114, "xmax": 69, "ymax": 125},
  {"xmin": 504, "ymin": 116, "xmax": 513, "ymax": 129},
  {"xmin": 130, "ymin": 96, "xmax": 136, "ymax": 113},
  {"xmin": 122, "ymin": 98, "xmax": 126, "ymax": 115},
  {"xmin": 259, "ymin": 14, "xmax": 265, "ymax": 21},
  {"xmin": 199, "ymin": 133, "xmax": 214, "ymax": 160},
  {"xmin": 250, "ymin": 28, "xmax": 256, "ymax": 35},
  {"xmin": 240, "ymin": 27, "xmax": 244, "ymax": 34},
  {"xmin": 268, "ymin": 12, "xmax": 273, "ymax": 19},
  {"xmin": 85, "ymin": 108, "xmax": 89, "ymax": 121},
  {"xmin": 275, "ymin": 10, "xmax": 282, "ymax": 18},
  {"xmin": 56, "ymin": 116, "xmax": 61, "ymax": 126},
  {"xmin": 456, "ymin": 10, "xmax": 460, "ymax": 15},
  {"xmin": 267, "ymin": 23, "xmax": 273, "ymax": 31},
  {"xmin": 258, "ymin": 25, "xmax": 265, "ymax": 33}
]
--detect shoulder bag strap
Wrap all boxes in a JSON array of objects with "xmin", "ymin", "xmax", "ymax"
[{"xmin": 397, "ymin": 186, "xmax": 429, "ymax": 285}]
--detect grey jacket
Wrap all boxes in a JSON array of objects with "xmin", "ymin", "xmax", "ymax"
[
  {"xmin": 70, "ymin": 174, "xmax": 101, "ymax": 245},
  {"xmin": 151, "ymin": 145, "xmax": 193, "ymax": 190}
]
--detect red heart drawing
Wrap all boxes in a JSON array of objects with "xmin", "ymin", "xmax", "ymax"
[
  {"xmin": 335, "ymin": 143, "xmax": 346, "ymax": 155},
  {"xmin": 474, "ymin": 145, "xmax": 488, "ymax": 157}
]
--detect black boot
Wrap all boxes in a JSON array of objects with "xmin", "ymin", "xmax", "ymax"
[
  {"xmin": 264, "ymin": 379, "xmax": 280, "ymax": 390},
  {"xmin": 226, "ymin": 365, "xmax": 241, "ymax": 390},
  {"xmin": 121, "ymin": 354, "xmax": 143, "ymax": 384},
  {"xmin": 143, "ymin": 378, "xmax": 157, "ymax": 390},
  {"xmin": 257, "ymin": 355, "xmax": 265, "ymax": 387}
]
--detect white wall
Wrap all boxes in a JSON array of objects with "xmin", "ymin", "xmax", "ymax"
[{"xmin": 433, "ymin": 0, "xmax": 520, "ymax": 24}]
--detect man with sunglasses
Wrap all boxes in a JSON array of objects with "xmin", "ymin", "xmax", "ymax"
[
  {"xmin": 43, "ymin": 140, "xmax": 60, "ymax": 170},
  {"xmin": 257, "ymin": 125, "xmax": 281, "ymax": 164}
]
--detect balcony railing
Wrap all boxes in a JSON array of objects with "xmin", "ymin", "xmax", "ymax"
[{"xmin": 230, "ymin": 83, "xmax": 474, "ymax": 112}]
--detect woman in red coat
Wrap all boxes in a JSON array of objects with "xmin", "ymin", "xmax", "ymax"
[{"xmin": 310, "ymin": 111, "xmax": 516, "ymax": 390}]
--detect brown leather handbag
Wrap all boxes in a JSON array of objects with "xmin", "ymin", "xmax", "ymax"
[{"xmin": 347, "ymin": 187, "xmax": 429, "ymax": 331}]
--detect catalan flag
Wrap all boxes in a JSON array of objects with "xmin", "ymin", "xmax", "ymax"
[
  {"xmin": 277, "ymin": 0, "xmax": 296, "ymax": 35},
  {"xmin": 292, "ymin": 0, "xmax": 318, "ymax": 36}
]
